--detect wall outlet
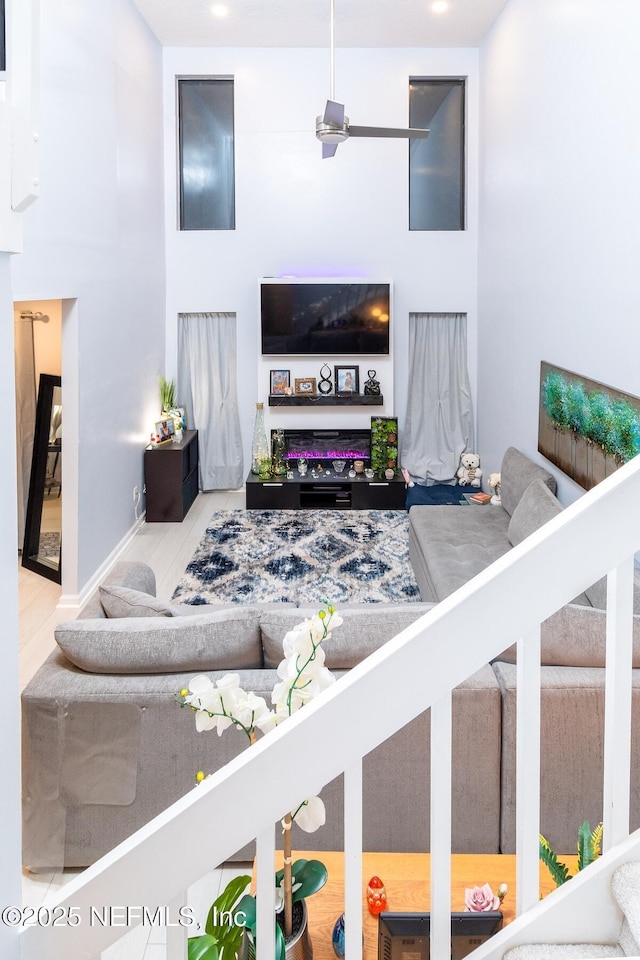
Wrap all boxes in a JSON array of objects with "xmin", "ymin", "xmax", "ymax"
[{"xmin": 133, "ymin": 486, "xmax": 139, "ymax": 502}]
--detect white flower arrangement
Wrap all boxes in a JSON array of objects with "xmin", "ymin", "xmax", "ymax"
[{"xmin": 179, "ymin": 603, "xmax": 342, "ymax": 957}]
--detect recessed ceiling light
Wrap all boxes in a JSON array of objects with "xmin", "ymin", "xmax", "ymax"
[
  {"xmin": 432, "ymin": 1, "xmax": 449, "ymax": 11},
  {"xmin": 211, "ymin": 4, "xmax": 228, "ymax": 17}
]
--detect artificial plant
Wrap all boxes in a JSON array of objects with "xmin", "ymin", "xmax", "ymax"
[
  {"xmin": 159, "ymin": 374, "xmax": 176, "ymax": 413},
  {"xmin": 539, "ymin": 820, "xmax": 603, "ymax": 887}
]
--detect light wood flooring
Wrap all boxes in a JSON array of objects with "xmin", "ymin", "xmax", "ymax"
[{"xmin": 19, "ymin": 488, "xmax": 249, "ymax": 959}]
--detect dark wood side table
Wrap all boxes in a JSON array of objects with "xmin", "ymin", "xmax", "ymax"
[{"xmin": 144, "ymin": 430, "xmax": 199, "ymax": 522}]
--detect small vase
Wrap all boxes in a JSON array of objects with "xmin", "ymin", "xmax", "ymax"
[
  {"xmin": 252, "ymin": 402, "xmax": 271, "ymax": 477},
  {"xmin": 331, "ymin": 912, "xmax": 364, "ymax": 957},
  {"xmin": 239, "ymin": 900, "xmax": 312, "ymax": 960},
  {"xmin": 332, "ymin": 913, "xmax": 345, "ymax": 958}
]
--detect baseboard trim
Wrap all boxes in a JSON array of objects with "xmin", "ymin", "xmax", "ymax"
[{"xmin": 57, "ymin": 512, "xmax": 147, "ymax": 610}]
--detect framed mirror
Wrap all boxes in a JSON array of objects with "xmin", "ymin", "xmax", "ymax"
[{"xmin": 22, "ymin": 374, "xmax": 62, "ymax": 583}]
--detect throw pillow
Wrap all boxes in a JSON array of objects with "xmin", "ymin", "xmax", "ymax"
[
  {"xmin": 260, "ymin": 603, "xmax": 437, "ymax": 670},
  {"xmin": 55, "ymin": 607, "xmax": 263, "ymax": 674},
  {"xmin": 99, "ymin": 584, "xmax": 175, "ymax": 618},
  {"xmin": 499, "ymin": 447, "xmax": 557, "ymax": 518},
  {"xmin": 507, "ymin": 478, "xmax": 563, "ymax": 548}
]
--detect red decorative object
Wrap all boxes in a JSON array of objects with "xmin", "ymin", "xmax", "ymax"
[{"xmin": 366, "ymin": 875, "xmax": 387, "ymax": 916}]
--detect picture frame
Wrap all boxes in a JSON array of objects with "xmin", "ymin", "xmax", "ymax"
[
  {"xmin": 335, "ymin": 365, "xmax": 359, "ymax": 395},
  {"xmin": 270, "ymin": 369, "xmax": 291, "ymax": 396},
  {"xmin": 294, "ymin": 377, "xmax": 317, "ymax": 397},
  {"xmin": 169, "ymin": 406, "xmax": 187, "ymax": 430},
  {"xmin": 155, "ymin": 418, "xmax": 176, "ymax": 444}
]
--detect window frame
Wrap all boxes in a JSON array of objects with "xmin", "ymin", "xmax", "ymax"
[
  {"xmin": 408, "ymin": 76, "xmax": 466, "ymax": 232},
  {"xmin": 176, "ymin": 75, "xmax": 236, "ymax": 232}
]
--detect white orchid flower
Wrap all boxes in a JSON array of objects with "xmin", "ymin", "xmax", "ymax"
[
  {"xmin": 233, "ymin": 690, "xmax": 271, "ymax": 728},
  {"xmin": 277, "ymin": 644, "xmax": 327, "ymax": 679},
  {"xmin": 274, "ymin": 875, "xmax": 302, "ymax": 913},
  {"xmin": 293, "ymin": 796, "xmax": 326, "ymax": 833}
]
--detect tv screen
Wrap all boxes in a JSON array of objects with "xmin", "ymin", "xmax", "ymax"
[{"xmin": 261, "ymin": 280, "xmax": 390, "ymax": 356}]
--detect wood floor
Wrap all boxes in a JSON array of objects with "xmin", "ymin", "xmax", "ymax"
[{"xmin": 19, "ymin": 489, "xmax": 249, "ymax": 959}]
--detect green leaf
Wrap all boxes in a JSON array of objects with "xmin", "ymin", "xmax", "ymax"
[
  {"xmin": 275, "ymin": 858, "xmax": 309, "ymax": 889},
  {"xmin": 188, "ymin": 934, "xmax": 220, "ymax": 960},
  {"xmin": 275, "ymin": 922, "xmax": 286, "ymax": 960},
  {"xmin": 236, "ymin": 893, "xmax": 256, "ymax": 928},
  {"xmin": 292, "ymin": 859, "xmax": 328, "ymax": 902},
  {"xmin": 577, "ymin": 820, "xmax": 601, "ymax": 872},
  {"xmin": 205, "ymin": 875, "xmax": 251, "ymax": 936},
  {"xmin": 539, "ymin": 834, "xmax": 571, "ymax": 886}
]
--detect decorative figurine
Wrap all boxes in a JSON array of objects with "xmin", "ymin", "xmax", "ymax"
[
  {"xmin": 318, "ymin": 362, "xmax": 333, "ymax": 394},
  {"xmin": 366, "ymin": 875, "xmax": 387, "ymax": 916},
  {"xmin": 364, "ymin": 369, "xmax": 381, "ymax": 396}
]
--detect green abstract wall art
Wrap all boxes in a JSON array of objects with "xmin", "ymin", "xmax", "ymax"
[{"xmin": 538, "ymin": 361, "xmax": 640, "ymax": 489}]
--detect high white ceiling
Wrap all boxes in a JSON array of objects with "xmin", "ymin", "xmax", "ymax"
[{"xmin": 131, "ymin": 0, "xmax": 510, "ymax": 48}]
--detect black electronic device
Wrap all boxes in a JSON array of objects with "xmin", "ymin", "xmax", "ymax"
[
  {"xmin": 377, "ymin": 911, "xmax": 503, "ymax": 960},
  {"xmin": 260, "ymin": 279, "xmax": 391, "ymax": 356}
]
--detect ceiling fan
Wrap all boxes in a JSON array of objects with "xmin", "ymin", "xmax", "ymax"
[{"xmin": 315, "ymin": 0, "xmax": 430, "ymax": 158}]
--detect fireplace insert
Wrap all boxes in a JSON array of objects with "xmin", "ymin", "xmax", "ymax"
[{"xmin": 272, "ymin": 428, "xmax": 371, "ymax": 463}]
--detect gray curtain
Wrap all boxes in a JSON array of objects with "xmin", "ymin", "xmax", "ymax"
[
  {"xmin": 178, "ymin": 312, "xmax": 243, "ymax": 490},
  {"xmin": 400, "ymin": 312, "xmax": 474, "ymax": 485},
  {"xmin": 14, "ymin": 317, "xmax": 37, "ymax": 548}
]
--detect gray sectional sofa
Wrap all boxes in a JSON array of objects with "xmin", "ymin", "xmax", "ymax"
[
  {"xmin": 21, "ymin": 578, "xmax": 501, "ymax": 868},
  {"xmin": 409, "ymin": 446, "xmax": 640, "ymax": 853},
  {"xmin": 21, "ymin": 446, "xmax": 640, "ymax": 869}
]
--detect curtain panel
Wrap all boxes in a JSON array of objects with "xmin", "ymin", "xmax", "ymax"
[
  {"xmin": 178, "ymin": 312, "xmax": 243, "ymax": 490},
  {"xmin": 400, "ymin": 312, "xmax": 474, "ymax": 485}
]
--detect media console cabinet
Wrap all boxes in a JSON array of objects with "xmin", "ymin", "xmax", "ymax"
[
  {"xmin": 144, "ymin": 430, "xmax": 199, "ymax": 522},
  {"xmin": 245, "ymin": 470, "xmax": 406, "ymax": 510}
]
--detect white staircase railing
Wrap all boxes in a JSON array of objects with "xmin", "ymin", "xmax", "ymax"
[{"xmin": 18, "ymin": 454, "xmax": 640, "ymax": 960}]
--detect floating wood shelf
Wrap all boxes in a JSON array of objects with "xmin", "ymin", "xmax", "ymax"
[{"xmin": 268, "ymin": 394, "xmax": 384, "ymax": 407}]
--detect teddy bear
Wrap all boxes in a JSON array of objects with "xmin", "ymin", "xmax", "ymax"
[{"xmin": 456, "ymin": 452, "xmax": 482, "ymax": 487}]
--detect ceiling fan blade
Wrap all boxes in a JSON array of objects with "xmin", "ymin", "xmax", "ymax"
[
  {"xmin": 323, "ymin": 99, "xmax": 345, "ymax": 126},
  {"xmin": 322, "ymin": 142, "xmax": 339, "ymax": 159},
  {"xmin": 348, "ymin": 125, "xmax": 430, "ymax": 140}
]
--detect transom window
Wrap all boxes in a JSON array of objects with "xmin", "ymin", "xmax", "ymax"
[
  {"xmin": 409, "ymin": 78, "xmax": 466, "ymax": 231},
  {"xmin": 177, "ymin": 77, "xmax": 235, "ymax": 231}
]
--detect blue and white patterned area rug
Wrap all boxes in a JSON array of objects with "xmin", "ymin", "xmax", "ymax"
[{"xmin": 172, "ymin": 509, "xmax": 421, "ymax": 606}]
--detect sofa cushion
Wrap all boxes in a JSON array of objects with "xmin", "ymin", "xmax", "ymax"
[
  {"xmin": 507, "ymin": 479, "xmax": 563, "ymax": 547},
  {"xmin": 497, "ymin": 602, "xmax": 640, "ymax": 667},
  {"xmin": 259, "ymin": 604, "xmax": 437, "ymax": 669},
  {"xmin": 99, "ymin": 585, "xmax": 175, "ymax": 618},
  {"xmin": 408, "ymin": 505, "xmax": 512, "ymax": 602},
  {"xmin": 500, "ymin": 447, "xmax": 557, "ymax": 518},
  {"xmin": 54, "ymin": 607, "xmax": 263, "ymax": 674},
  {"xmin": 78, "ymin": 560, "xmax": 158, "ymax": 620}
]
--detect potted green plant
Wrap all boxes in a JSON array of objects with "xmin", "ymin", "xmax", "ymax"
[
  {"xmin": 539, "ymin": 820, "xmax": 603, "ymax": 887},
  {"xmin": 187, "ymin": 874, "xmax": 251, "ymax": 960},
  {"xmin": 179, "ymin": 604, "xmax": 342, "ymax": 960},
  {"xmin": 159, "ymin": 374, "xmax": 176, "ymax": 416}
]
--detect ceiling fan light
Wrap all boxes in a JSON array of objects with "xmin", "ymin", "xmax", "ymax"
[
  {"xmin": 315, "ymin": 116, "xmax": 349, "ymax": 144},
  {"xmin": 432, "ymin": 1, "xmax": 449, "ymax": 12}
]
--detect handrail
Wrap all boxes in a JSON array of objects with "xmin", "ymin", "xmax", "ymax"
[{"xmin": 19, "ymin": 454, "xmax": 640, "ymax": 959}]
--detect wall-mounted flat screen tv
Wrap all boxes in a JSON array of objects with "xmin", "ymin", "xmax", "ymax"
[{"xmin": 260, "ymin": 279, "xmax": 391, "ymax": 356}]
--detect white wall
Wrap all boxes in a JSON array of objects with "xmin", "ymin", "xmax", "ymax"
[
  {"xmin": 163, "ymin": 47, "xmax": 480, "ymax": 471},
  {"xmin": 10, "ymin": 0, "xmax": 166, "ymax": 591},
  {"xmin": 478, "ymin": 0, "xmax": 640, "ymax": 501},
  {"xmin": 0, "ymin": 254, "xmax": 21, "ymax": 959}
]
